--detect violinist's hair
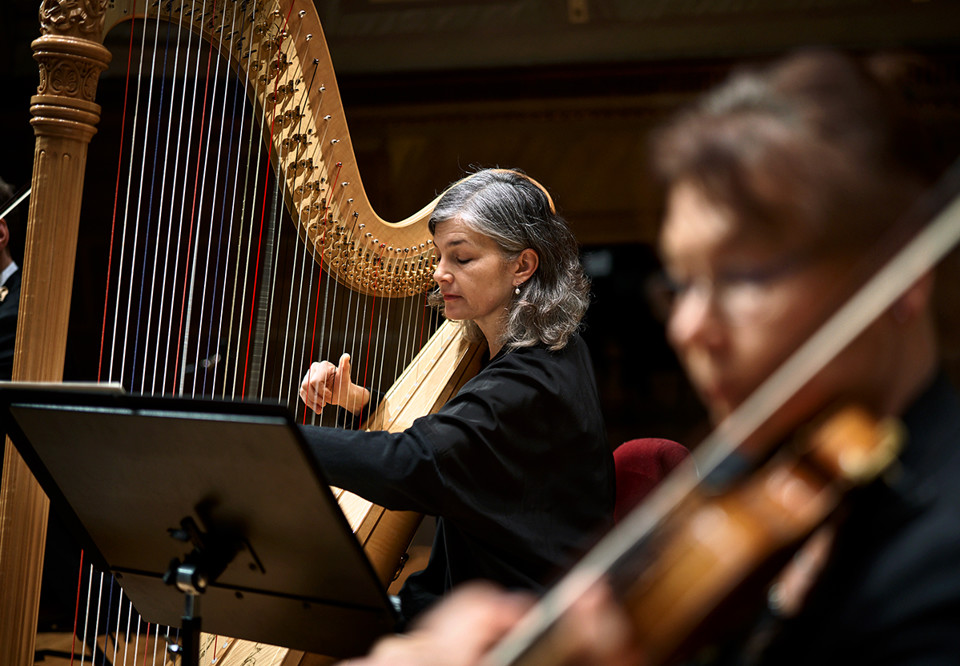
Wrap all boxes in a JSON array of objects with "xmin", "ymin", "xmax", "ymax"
[
  {"xmin": 428, "ymin": 168, "xmax": 589, "ymax": 352},
  {"xmin": 650, "ymin": 48, "xmax": 937, "ymax": 255}
]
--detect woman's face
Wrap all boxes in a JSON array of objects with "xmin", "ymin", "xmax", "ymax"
[
  {"xmin": 432, "ymin": 217, "xmax": 519, "ymax": 345},
  {"xmin": 658, "ymin": 181, "xmax": 872, "ymax": 423}
]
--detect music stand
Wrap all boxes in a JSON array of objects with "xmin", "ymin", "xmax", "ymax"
[{"xmin": 0, "ymin": 382, "xmax": 397, "ymax": 664}]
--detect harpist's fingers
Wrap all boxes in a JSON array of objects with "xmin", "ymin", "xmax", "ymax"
[
  {"xmin": 334, "ymin": 353, "xmax": 352, "ymax": 404},
  {"xmin": 305, "ymin": 361, "xmax": 335, "ymax": 392},
  {"xmin": 300, "ymin": 368, "xmax": 313, "ymax": 397},
  {"xmin": 299, "ymin": 363, "xmax": 336, "ymax": 414},
  {"xmin": 299, "ymin": 386, "xmax": 322, "ymax": 414},
  {"xmin": 338, "ymin": 353, "xmax": 352, "ymax": 380}
]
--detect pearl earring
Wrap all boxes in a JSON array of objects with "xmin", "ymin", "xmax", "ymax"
[{"xmin": 514, "ymin": 285, "xmax": 521, "ymax": 295}]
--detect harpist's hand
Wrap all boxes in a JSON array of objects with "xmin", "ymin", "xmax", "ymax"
[{"xmin": 299, "ymin": 353, "xmax": 370, "ymax": 415}]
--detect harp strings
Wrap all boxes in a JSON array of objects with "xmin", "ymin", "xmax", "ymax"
[
  {"xmin": 255, "ymin": 48, "xmax": 314, "ymax": 406},
  {"xmin": 195, "ymin": 0, "xmax": 251, "ymax": 399},
  {"xmin": 140, "ymin": 7, "xmax": 183, "ymax": 396},
  {"xmin": 157, "ymin": 0, "xmax": 208, "ymax": 396},
  {"xmin": 276, "ymin": 56, "xmax": 319, "ymax": 407},
  {"xmin": 72, "ymin": 564, "xmax": 169, "ymax": 665},
  {"xmin": 70, "ymin": 1, "xmax": 440, "ymax": 661},
  {"xmin": 147, "ymin": 0, "xmax": 200, "ymax": 396},
  {"xmin": 180, "ymin": 0, "xmax": 248, "ymax": 399}
]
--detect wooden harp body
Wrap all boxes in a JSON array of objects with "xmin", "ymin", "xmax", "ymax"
[{"xmin": 0, "ymin": 0, "xmax": 483, "ymax": 662}]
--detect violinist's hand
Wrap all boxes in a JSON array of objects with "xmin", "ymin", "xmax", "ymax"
[
  {"xmin": 343, "ymin": 583, "xmax": 534, "ymax": 666},
  {"xmin": 298, "ymin": 353, "xmax": 370, "ymax": 415},
  {"xmin": 341, "ymin": 582, "xmax": 646, "ymax": 666},
  {"xmin": 546, "ymin": 581, "xmax": 648, "ymax": 666}
]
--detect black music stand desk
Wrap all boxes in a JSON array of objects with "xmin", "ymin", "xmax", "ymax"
[{"xmin": 0, "ymin": 383, "xmax": 396, "ymax": 662}]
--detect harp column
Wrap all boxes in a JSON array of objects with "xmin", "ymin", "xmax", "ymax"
[{"xmin": 0, "ymin": 0, "xmax": 110, "ymax": 663}]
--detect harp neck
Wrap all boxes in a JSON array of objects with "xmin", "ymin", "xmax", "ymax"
[{"xmin": 94, "ymin": 0, "xmax": 439, "ymax": 297}]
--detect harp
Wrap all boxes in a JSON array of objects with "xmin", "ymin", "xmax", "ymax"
[{"xmin": 0, "ymin": 0, "xmax": 484, "ymax": 663}]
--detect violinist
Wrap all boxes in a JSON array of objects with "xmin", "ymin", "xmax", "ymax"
[
  {"xmin": 340, "ymin": 49, "xmax": 960, "ymax": 665},
  {"xmin": 649, "ymin": 47, "xmax": 960, "ymax": 665}
]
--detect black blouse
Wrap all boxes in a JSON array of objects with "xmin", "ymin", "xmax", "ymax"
[{"xmin": 299, "ymin": 333, "xmax": 615, "ymax": 622}]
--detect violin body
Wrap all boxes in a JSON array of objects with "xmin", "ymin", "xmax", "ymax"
[{"xmin": 621, "ymin": 406, "xmax": 902, "ymax": 664}]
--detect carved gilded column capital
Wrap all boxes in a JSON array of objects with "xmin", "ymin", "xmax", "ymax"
[
  {"xmin": 31, "ymin": 37, "xmax": 111, "ymax": 143},
  {"xmin": 32, "ymin": 0, "xmax": 111, "ymax": 141},
  {"xmin": 39, "ymin": 0, "xmax": 108, "ymax": 39}
]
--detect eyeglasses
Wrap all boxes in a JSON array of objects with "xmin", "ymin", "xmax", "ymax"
[{"xmin": 648, "ymin": 256, "xmax": 813, "ymax": 327}]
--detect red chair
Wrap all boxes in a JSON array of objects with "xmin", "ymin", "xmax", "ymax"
[{"xmin": 613, "ymin": 438, "xmax": 690, "ymax": 523}]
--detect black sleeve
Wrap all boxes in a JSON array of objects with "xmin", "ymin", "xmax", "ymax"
[
  {"xmin": 299, "ymin": 361, "xmax": 531, "ymax": 514},
  {"xmin": 299, "ymin": 417, "xmax": 447, "ymax": 513},
  {"xmin": 299, "ymin": 344, "xmax": 604, "ymax": 518},
  {"xmin": 329, "ymin": 387, "xmax": 384, "ymax": 431}
]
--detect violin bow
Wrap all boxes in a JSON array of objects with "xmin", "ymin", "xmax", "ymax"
[{"xmin": 0, "ymin": 186, "xmax": 30, "ymax": 220}]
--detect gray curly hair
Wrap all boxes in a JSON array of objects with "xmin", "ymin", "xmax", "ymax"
[{"xmin": 428, "ymin": 168, "xmax": 590, "ymax": 351}]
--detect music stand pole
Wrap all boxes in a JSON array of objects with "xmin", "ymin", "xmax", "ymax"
[
  {"xmin": 167, "ymin": 581, "xmax": 201, "ymax": 666},
  {"xmin": 164, "ymin": 517, "xmax": 241, "ymax": 666}
]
